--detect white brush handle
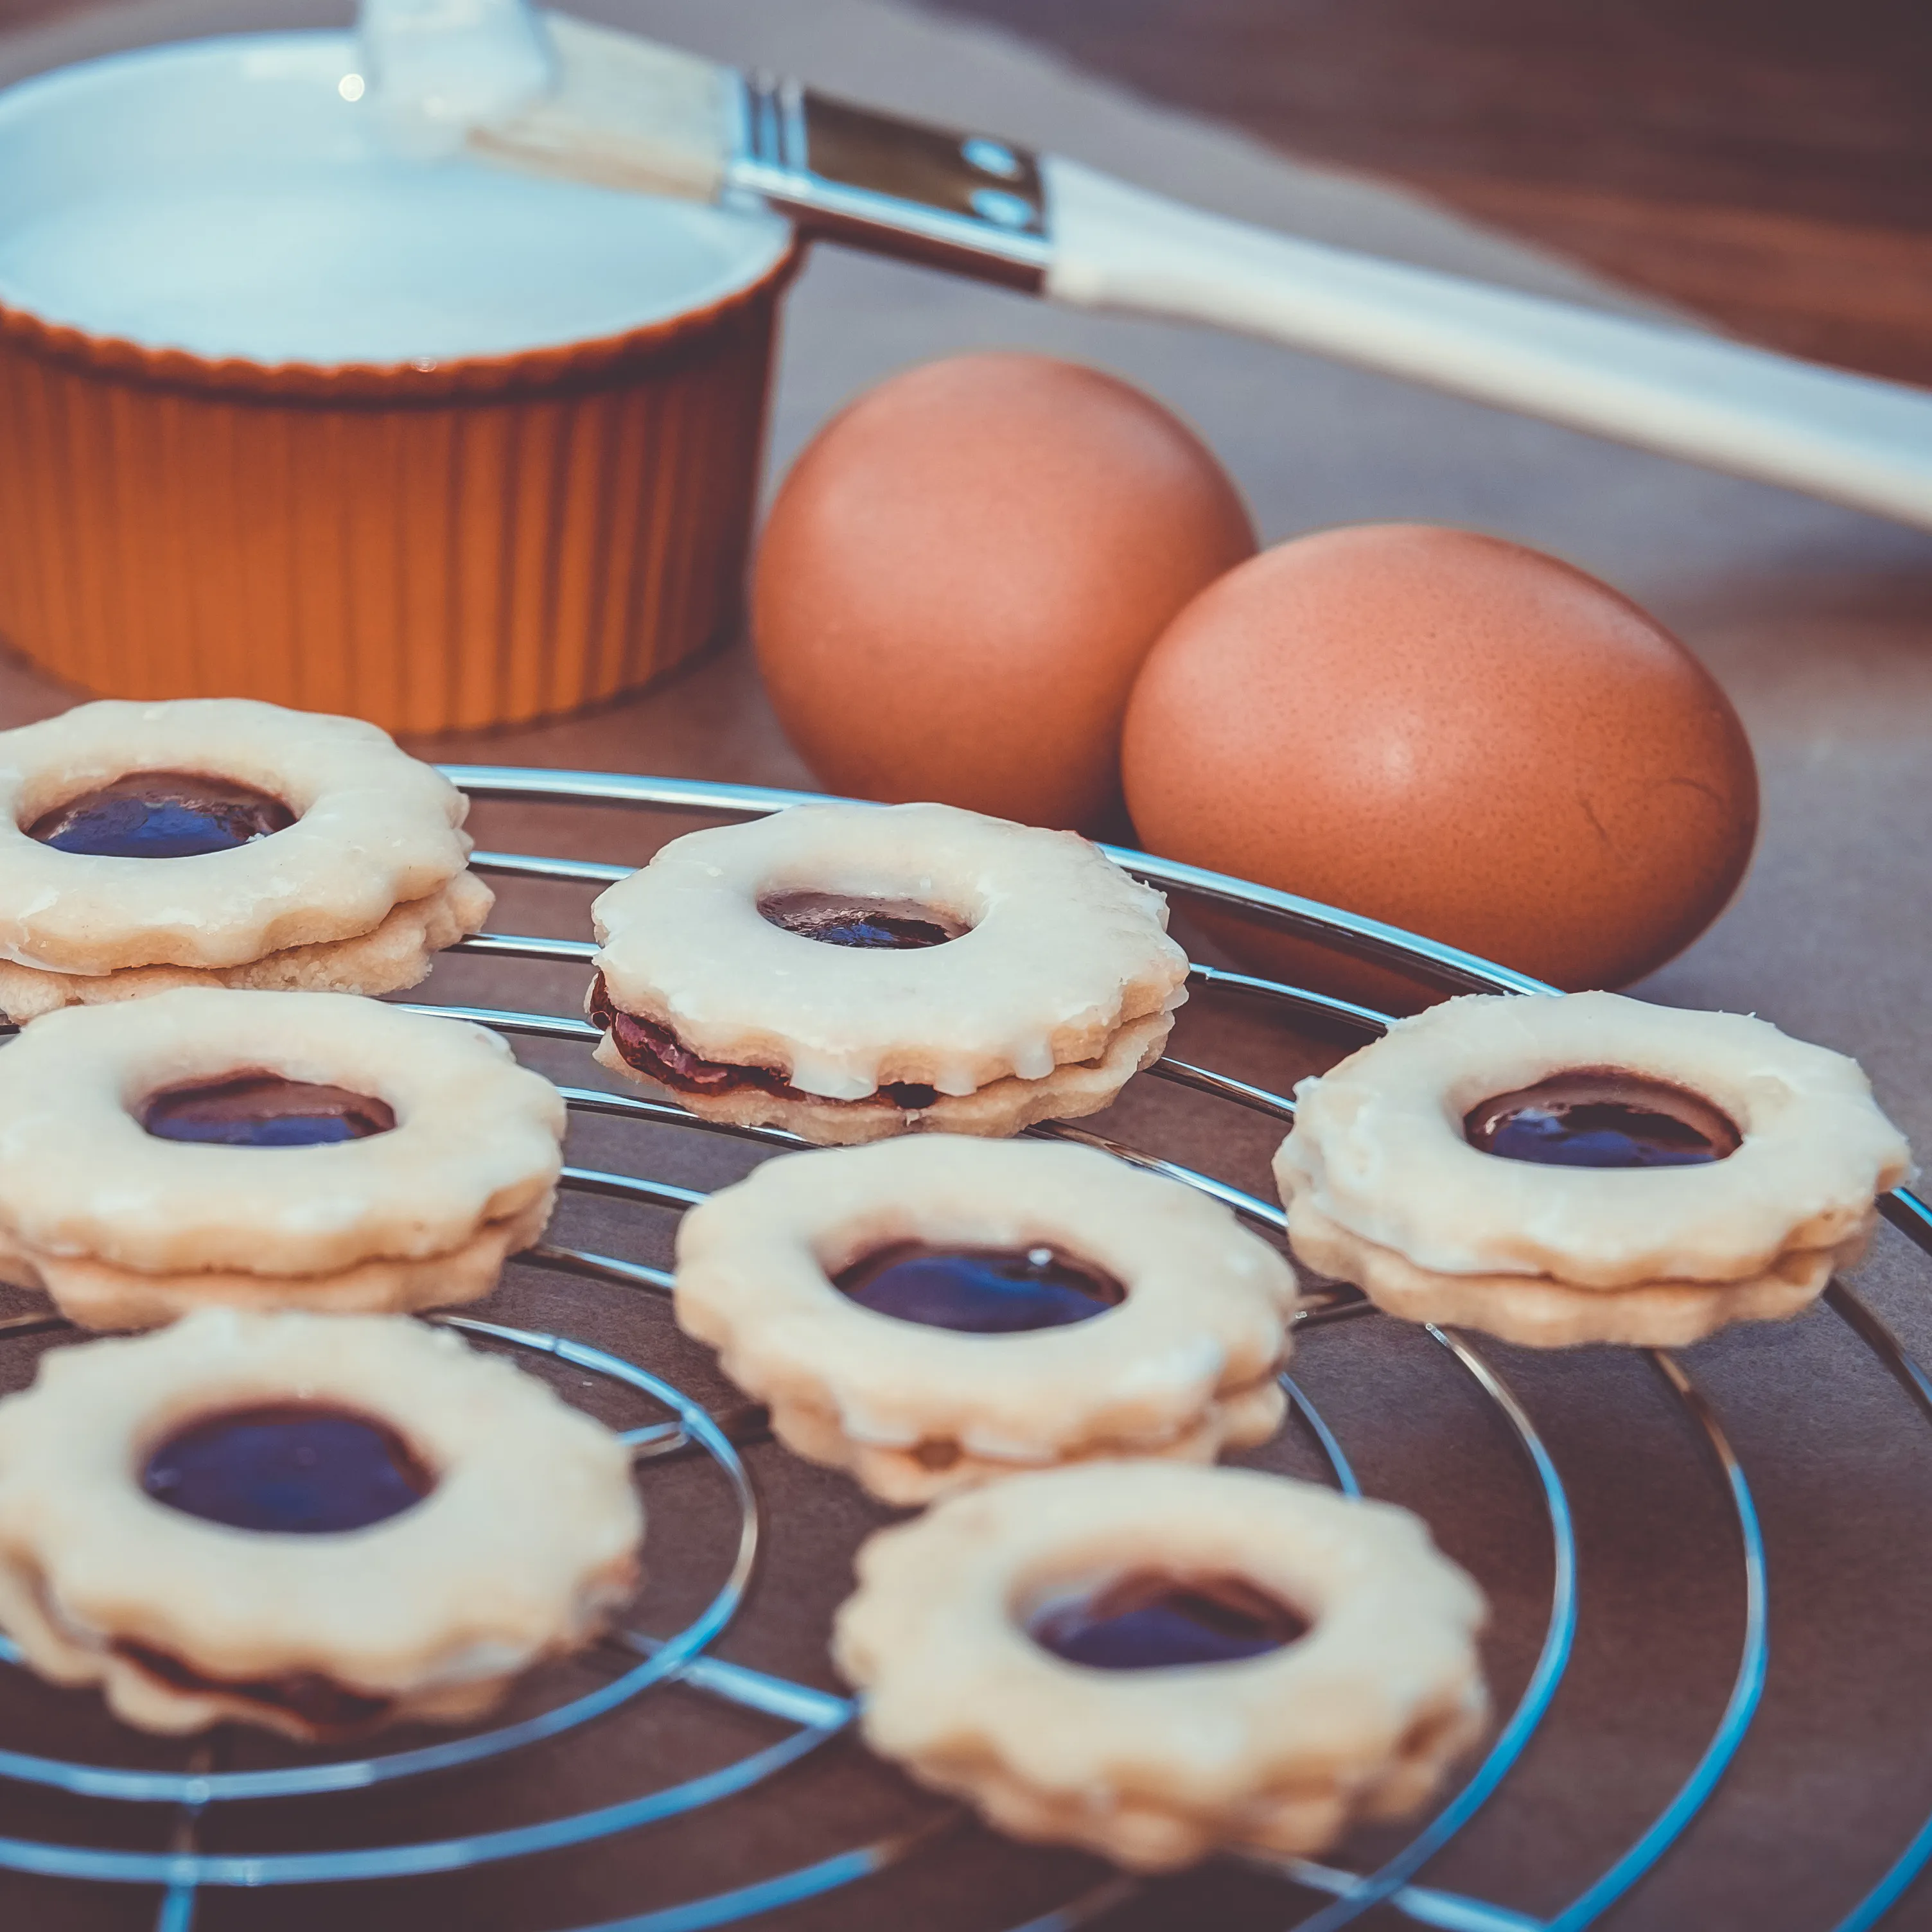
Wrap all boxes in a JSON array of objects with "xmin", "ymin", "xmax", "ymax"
[{"xmin": 1045, "ymin": 159, "xmax": 1932, "ymax": 529}]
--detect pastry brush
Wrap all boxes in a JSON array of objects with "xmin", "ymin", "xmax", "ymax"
[{"xmin": 435, "ymin": 10, "xmax": 1932, "ymax": 531}]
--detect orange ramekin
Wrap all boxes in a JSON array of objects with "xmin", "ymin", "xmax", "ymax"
[{"xmin": 0, "ymin": 36, "xmax": 802, "ymax": 733}]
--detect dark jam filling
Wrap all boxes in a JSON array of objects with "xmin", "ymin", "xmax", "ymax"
[
  {"xmin": 588, "ymin": 973, "xmax": 940, "ymax": 1111},
  {"xmin": 28, "ymin": 771, "xmax": 295, "ymax": 858},
  {"xmin": 142, "ymin": 1404, "xmax": 435, "ymax": 1535},
  {"xmin": 111, "ymin": 1640, "xmax": 395, "ymax": 1736},
  {"xmin": 139, "ymin": 1075, "xmax": 396, "ymax": 1148},
  {"xmin": 834, "ymin": 1242, "xmax": 1125, "ymax": 1333},
  {"xmin": 758, "ymin": 890, "xmax": 967, "ymax": 951},
  {"xmin": 1465, "ymin": 1067, "xmax": 1741, "ymax": 1169},
  {"xmin": 1030, "ymin": 1573, "xmax": 1306, "ymax": 1671},
  {"xmin": 125, "ymin": 1405, "xmax": 432, "ymax": 1734}
]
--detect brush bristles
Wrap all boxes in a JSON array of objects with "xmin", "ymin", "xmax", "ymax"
[{"xmin": 470, "ymin": 12, "xmax": 733, "ymax": 204}]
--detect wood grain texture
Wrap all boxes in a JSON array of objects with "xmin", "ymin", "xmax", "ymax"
[{"xmin": 924, "ymin": 0, "xmax": 1932, "ymax": 384}]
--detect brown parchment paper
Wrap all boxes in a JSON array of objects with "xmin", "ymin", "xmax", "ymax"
[{"xmin": 2, "ymin": 3, "xmax": 1931, "ymax": 1928}]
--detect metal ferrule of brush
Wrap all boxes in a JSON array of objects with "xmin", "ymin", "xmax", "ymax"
[{"xmin": 726, "ymin": 72, "xmax": 1051, "ymax": 290}]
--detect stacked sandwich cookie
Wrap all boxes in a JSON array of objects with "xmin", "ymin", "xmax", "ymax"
[
  {"xmin": 0, "ymin": 698, "xmax": 491, "ymax": 1019},
  {"xmin": 586, "ymin": 800, "xmax": 1189, "ymax": 1144},
  {"xmin": 1275, "ymin": 990, "xmax": 1913, "ymax": 1348}
]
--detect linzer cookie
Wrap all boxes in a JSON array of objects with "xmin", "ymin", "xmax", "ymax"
[
  {"xmin": 586, "ymin": 801, "xmax": 1188, "ymax": 1145},
  {"xmin": 674, "ymin": 1136, "xmax": 1298, "ymax": 1502},
  {"xmin": 832, "ymin": 1461, "xmax": 1488, "ymax": 1870},
  {"xmin": 1276, "ymin": 990, "xmax": 1913, "ymax": 1348},
  {"xmin": 0, "ymin": 988, "xmax": 565, "ymax": 1328},
  {"xmin": 0, "ymin": 1309, "xmax": 642, "ymax": 1740},
  {"xmin": 0, "ymin": 698, "xmax": 491, "ymax": 1019}
]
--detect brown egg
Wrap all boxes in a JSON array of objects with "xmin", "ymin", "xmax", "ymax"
[
  {"xmin": 1120, "ymin": 524, "xmax": 1758, "ymax": 1006},
  {"xmin": 753, "ymin": 353, "xmax": 1255, "ymax": 833}
]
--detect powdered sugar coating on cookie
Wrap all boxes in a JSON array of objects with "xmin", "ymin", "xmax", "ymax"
[
  {"xmin": 674, "ymin": 1135, "xmax": 1298, "ymax": 1502},
  {"xmin": 1275, "ymin": 990, "xmax": 1912, "ymax": 1348},
  {"xmin": 0, "ymin": 1309, "xmax": 642, "ymax": 1739},
  {"xmin": 0, "ymin": 988, "xmax": 565, "ymax": 1324},
  {"xmin": 0, "ymin": 699, "xmax": 484, "ymax": 976},
  {"xmin": 590, "ymin": 802, "xmax": 1188, "ymax": 1103},
  {"xmin": 832, "ymin": 1461, "xmax": 1488, "ymax": 1870}
]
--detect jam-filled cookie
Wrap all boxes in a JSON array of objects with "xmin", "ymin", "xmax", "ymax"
[
  {"xmin": 832, "ymin": 1461, "xmax": 1487, "ymax": 1870},
  {"xmin": 587, "ymin": 802, "xmax": 1188, "ymax": 1145},
  {"xmin": 1276, "ymin": 991, "xmax": 1913, "ymax": 1348},
  {"xmin": 0, "ymin": 988, "xmax": 565, "ymax": 1328},
  {"xmin": 0, "ymin": 698, "xmax": 492, "ymax": 1019},
  {"xmin": 0, "ymin": 1308, "xmax": 642, "ymax": 1740},
  {"xmin": 674, "ymin": 1136, "xmax": 1299, "ymax": 1502}
]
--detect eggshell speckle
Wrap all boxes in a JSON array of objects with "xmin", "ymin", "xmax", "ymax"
[
  {"xmin": 1121, "ymin": 524, "xmax": 1758, "ymax": 1005},
  {"xmin": 753, "ymin": 353, "xmax": 1255, "ymax": 833}
]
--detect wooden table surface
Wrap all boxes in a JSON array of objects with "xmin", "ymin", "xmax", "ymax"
[{"xmin": 925, "ymin": 0, "xmax": 1932, "ymax": 387}]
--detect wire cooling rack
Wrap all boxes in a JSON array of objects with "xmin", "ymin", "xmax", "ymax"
[{"xmin": 3, "ymin": 766, "xmax": 1932, "ymax": 1932}]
